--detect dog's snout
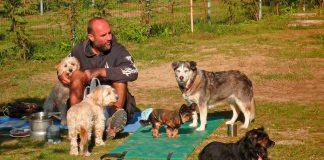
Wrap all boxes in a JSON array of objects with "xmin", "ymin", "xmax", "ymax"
[
  {"xmin": 69, "ymin": 68, "xmax": 73, "ymax": 72},
  {"xmin": 179, "ymin": 76, "xmax": 184, "ymax": 81},
  {"xmin": 115, "ymin": 95, "xmax": 119, "ymax": 100}
]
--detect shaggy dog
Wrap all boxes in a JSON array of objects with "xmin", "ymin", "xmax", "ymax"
[
  {"xmin": 140, "ymin": 103, "xmax": 196, "ymax": 138},
  {"xmin": 199, "ymin": 127, "xmax": 275, "ymax": 160},
  {"xmin": 43, "ymin": 57, "xmax": 80, "ymax": 125},
  {"xmin": 67, "ymin": 85, "xmax": 118, "ymax": 156},
  {"xmin": 172, "ymin": 61, "xmax": 255, "ymax": 131}
]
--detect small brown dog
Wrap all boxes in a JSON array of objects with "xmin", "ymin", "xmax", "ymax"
[{"xmin": 140, "ymin": 103, "xmax": 196, "ymax": 138}]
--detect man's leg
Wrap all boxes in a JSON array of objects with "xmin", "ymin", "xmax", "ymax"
[{"xmin": 106, "ymin": 82, "xmax": 128, "ymax": 139}]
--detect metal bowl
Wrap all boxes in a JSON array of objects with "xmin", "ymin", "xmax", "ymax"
[{"xmin": 30, "ymin": 112, "xmax": 49, "ymax": 120}]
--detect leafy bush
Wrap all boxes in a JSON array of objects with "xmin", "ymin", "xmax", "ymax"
[
  {"xmin": 149, "ymin": 23, "xmax": 173, "ymax": 37},
  {"xmin": 116, "ymin": 24, "xmax": 150, "ymax": 43},
  {"xmin": 0, "ymin": 31, "xmax": 5, "ymax": 41}
]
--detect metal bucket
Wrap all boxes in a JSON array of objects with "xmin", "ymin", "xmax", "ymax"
[{"xmin": 29, "ymin": 112, "xmax": 52, "ymax": 141}]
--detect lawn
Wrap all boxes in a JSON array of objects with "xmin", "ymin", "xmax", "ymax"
[{"xmin": 0, "ymin": 2, "xmax": 324, "ymax": 160}]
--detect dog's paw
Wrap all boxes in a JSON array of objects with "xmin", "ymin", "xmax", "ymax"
[
  {"xmin": 82, "ymin": 151, "xmax": 91, "ymax": 157},
  {"xmin": 173, "ymin": 134, "xmax": 180, "ymax": 138},
  {"xmin": 153, "ymin": 133, "xmax": 161, "ymax": 138},
  {"xmin": 95, "ymin": 140, "xmax": 105, "ymax": 146},
  {"xmin": 240, "ymin": 124, "xmax": 249, "ymax": 129},
  {"xmin": 70, "ymin": 150, "xmax": 79, "ymax": 156},
  {"xmin": 189, "ymin": 123, "xmax": 198, "ymax": 128},
  {"xmin": 196, "ymin": 126, "xmax": 205, "ymax": 131},
  {"xmin": 225, "ymin": 121, "xmax": 234, "ymax": 125}
]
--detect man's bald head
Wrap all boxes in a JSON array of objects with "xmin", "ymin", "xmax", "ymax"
[{"xmin": 87, "ymin": 17, "xmax": 110, "ymax": 34}]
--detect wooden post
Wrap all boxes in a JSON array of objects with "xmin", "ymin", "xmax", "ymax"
[
  {"xmin": 40, "ymin": 0, "xmax": 44, "ymax": 15},
  {"xmin": 258, "ymin": 0, "xmax": 262, "ymax": 20},
  {"xmin": 190, "ymin": 0, "xmax": 193, "ymax": 32},
  {"xmin": 303, "ymin": 0, "xmax": 305, "ymax": 12},
  {"xmin": 207, "ymin": 0, "xmax": 211, "ymax": 25}
]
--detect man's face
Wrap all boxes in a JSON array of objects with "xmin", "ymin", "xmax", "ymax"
[{"xmin": 88, "ymin": 20, "xmax": 112, "ymax": 52}]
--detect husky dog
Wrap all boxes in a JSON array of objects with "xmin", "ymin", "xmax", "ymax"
[
  {"xmin": 172, "ymin": 61, "xmax": 255, "ymax": 131},
  {"xmin": 43, "ymin": 57, "xmax": 80, "ymax": 125}
]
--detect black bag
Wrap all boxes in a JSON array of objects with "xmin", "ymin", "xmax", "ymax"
[{"xmin": 2, "ymin": 101, "xmax": 42, "ymax": 118}]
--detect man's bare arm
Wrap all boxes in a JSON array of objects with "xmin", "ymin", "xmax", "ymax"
[{"xmin": 112, "ymin": 82, "xmax": 127, "ymax": 109}]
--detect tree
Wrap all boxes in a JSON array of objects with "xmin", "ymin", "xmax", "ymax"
[{"xmin": 4, "ymin": 0, "xmax": 31, "ymax": 61}]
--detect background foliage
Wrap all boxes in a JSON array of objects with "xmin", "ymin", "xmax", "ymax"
[{"xmin": 0, "ymin": 0, "xmax": 323, "ymax": 64}]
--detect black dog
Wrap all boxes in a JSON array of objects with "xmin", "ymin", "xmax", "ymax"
[{"xmin": 199, "ymin": 127, "xmax": 275, "ymax": 160}]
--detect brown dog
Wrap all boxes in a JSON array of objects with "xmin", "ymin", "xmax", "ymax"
[{"xmin": 140, "ymin": 103, "xmax": 196, "ymax": 138}]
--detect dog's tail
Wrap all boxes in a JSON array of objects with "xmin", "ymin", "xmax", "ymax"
[
  {"xmin": 249, "ymin": 97, "xmax": 256, "ymax": 122},
  {"xmin": 139, "ymin": 120, "xmax": 150, "ymax": 126}
]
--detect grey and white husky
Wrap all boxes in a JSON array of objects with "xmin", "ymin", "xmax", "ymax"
[{"xmin": 172, "ymin": 61, "xmax": 255, "ymax": 131}]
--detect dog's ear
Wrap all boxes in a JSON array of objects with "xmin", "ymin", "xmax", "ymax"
[
  {"xmin": 179, "ymin": 104, "xmax": 187, "ymax": 111},
  {"xmin": 189, "ymin": 61, "xmax": 197, "ymax": 70},
  {"xmin": 88, "ymin": 87, "xmax": 103, "ymax": 106},
  {"xmin": 55, "ymin": 64, "xmax": 63, "ymax": 76},
  {"xmin": 171, "ymin": 61, "xmax": 179, "ymax": 70},
  {"xmin": 246, "ymin": 129, "xmax": 259, "ymax": 145}
]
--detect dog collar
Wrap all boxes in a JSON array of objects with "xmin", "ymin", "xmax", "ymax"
[
  {"xmin": 184, "ymin": 80, "xmax": 194, "ymax": 92},
  {"xmin": 179, "ymin": 78, "xmax": 196, "ymax": 93},
  {"xmin": 184, "ymin": 70, "xmax": 197, "ymax": 92}
]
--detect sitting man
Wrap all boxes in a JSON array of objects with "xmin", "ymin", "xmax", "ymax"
[{"xmin": 59, "ymin": 17, "xmax": 138, "ymax": 139}]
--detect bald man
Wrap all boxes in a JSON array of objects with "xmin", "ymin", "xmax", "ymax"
[{"xmin": 59, "ymin": 17, "xmax": 138, "ymax": 139}]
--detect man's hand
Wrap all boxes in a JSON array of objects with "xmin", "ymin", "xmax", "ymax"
[
  {"xmin": 58, "ymin": 73, "xmax": 71, "ymax": 86},
  {"xmin": 84, "ymin": 68, "xmax": 107, "ymax": 80}
]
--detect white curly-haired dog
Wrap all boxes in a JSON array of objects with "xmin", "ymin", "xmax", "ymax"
[
  {"xmin": 67, "ymin": 85, "xmax": 118, "ymax": 156},
  {"xmin": 43, "ymin": 57, "xmax": 80, "ymax": 125}
]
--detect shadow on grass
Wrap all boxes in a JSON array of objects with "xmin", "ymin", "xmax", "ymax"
[
  {"xmin": 0, "ymin": 98, "xmax": 46, "ymax": 146},
  {"xmin": 0, "ymin": 138, "xmax": 46, "ymax": 155},
  {"xmin": 138, "ymin": 111, "xmax": 243, "ymax": 135},
  {"xmin": 212, "ymin": 110, "xmax": 245, "ymax": 124},
  {"xmin": 0, "ymin": 97, "xmax": 46, "ymax": 116}
]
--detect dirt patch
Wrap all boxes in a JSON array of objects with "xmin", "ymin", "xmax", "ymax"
[
  {"xmin": 276, "ymin": 140, "xmax": 305, "ymax": 145},
  {"xmin": 289, "ymin": 20, "xmax": 324, "ymax": 27},
  {"xmin": 292, "ymin": 13, "xmax": 317, "ymax": 18}
]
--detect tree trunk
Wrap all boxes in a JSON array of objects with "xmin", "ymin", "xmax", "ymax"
[
  {"xmin": 276, "ymin": 1, "xmax": 279, "ymax": 15},
  {"xmin": 299, "ymin": 0, "xmax": 305, "ymax": 12},
  {"xmin": 258, "ymin": 0, "xmax": 262, "ymax": 20}
]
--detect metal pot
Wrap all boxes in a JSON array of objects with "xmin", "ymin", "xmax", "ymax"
[{"xmin": 29, "ymin": 112, "xmax": 52, "ymax": 141}]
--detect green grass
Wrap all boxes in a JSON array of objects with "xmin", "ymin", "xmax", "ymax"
[{"xmin": 0, "ymin": 2, "xmax": 324, "ymax": 160}]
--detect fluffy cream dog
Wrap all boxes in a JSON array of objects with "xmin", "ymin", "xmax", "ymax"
[
  {"xmin": 67, "ymin": 85, "xmax": 118, "ymax": 156},
  {"xmin": 43, "ymin": 57, "xmax": 80, "ymax": 125}
]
